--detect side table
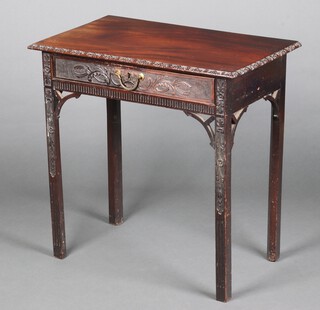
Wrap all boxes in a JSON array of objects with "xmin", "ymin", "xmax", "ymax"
[{"xmin": 28, "ymin": 16, "xmax": 301, "ymax": 302}]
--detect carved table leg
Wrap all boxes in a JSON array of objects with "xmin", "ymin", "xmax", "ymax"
[
  {"xmin": 107, "ymin": 99, "xmax": 123, "ymax": 225},
  {"xmin": 44, "ymin": 87, "xmax": 66, "ymax": 259},
  {"xmin": 215, "ymin": 79, "xmax": 232, "ymax": 302},
  {"xmin": 267, "ymin": 85, "xmax": 285, "ymax": 262},
  {"xmin": 42, "ymin": 52, "xmax": 68, "ymax": 259}
]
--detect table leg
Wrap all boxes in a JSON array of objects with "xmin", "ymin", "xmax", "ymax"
[
  {"xmin": 107, "ymin": 99, "xmax": 123, "ymax": 225},
  {"xmin": 267, "ymin": 86, "xmax": 285, "ymax": 262},
  {"xmin": 215, "ymin": 79, "xmax": 232, "ymax": 302},
  {"xmin": 44, "ymin": 87, "xmax": 66, "ymax": 259}
]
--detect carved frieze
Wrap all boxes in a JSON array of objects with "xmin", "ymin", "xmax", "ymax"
[{"xmin": 54, "ymin": 58, "xmax": 214, "ymax": 105}]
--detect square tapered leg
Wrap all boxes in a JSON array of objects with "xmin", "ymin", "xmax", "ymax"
[
  {"xmin": 267, "ymin": 83, "xmax": 285, "ymax": 262},
  {"xmin": 44, "ymin": 87, "xmax": 66, "ymax": 259},
  {"xmin": 215, "ymin": 79, "xmax": 232, "ymax": 302},
  {"xmin": 107, "ymin": 99, "xmax": 123, "ymax": 225}
]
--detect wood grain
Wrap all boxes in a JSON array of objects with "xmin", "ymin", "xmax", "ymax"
[{"xmin": 29, "ymin": 16, "xmax": 300, "ymax": 78}]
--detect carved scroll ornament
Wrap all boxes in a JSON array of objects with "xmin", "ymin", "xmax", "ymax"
[
  {"xmin": 73, "ymin": 63, "xmax": 195, "ymax": 97},
  {"xmin": 54, "ymin": 58, "xmax": 213, "ymax": 105}
]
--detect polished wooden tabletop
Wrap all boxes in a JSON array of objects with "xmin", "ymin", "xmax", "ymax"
[{"xmin": 28, "ymin": 16, "xmax": 300, "ymax": 78}]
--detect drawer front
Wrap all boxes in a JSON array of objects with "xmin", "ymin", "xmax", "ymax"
[{"xmin": 54, "ymin": 57, "xmax": 214, "ymax": 105}]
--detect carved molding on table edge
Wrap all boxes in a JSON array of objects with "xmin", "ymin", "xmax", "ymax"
[{"xmin": 29, "ymin": 41, "xmax": 301, "ymax": 79}]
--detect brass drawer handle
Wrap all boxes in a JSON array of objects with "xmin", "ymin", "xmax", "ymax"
[{"xmin": 114, "ymin": 69, "xmax": 144, "ymax": 91}]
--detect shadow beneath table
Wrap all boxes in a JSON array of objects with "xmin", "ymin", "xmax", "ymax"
[
  {"xmin": 124, "ymin": 185, "xmax": 159, "ymax": 220},
  {"xmin": 0, "ymin": 230, "xmax": 51, "ymax": 257},
  {"xmin": 76, "ymin": 207, "xmax": 108, "ymax": 223},
  {"xmin": 234, "ymin": 224, "xmax": 320, "ymax": 261},
  {"xmin": 233, "ymin": 227, "xmax": 266, "ymax": 259},
  {"xmin": 233, "ymin": 231, "xmax": 320, "ymax": 299},
  {"xmin": 119, "ymin": 246, "xmax": 216, "ymax": 301},
  {"xmin": 281, "ymin": 232, "xmax": 320, "ymax": 261},
  {"xmin": 66, "ymin": 199, "xmax": 116, "ymax": 255}
]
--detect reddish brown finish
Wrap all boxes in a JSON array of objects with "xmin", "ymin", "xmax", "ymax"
[
  {"xmin": 107, "ymin": 99, "xmax": 123, "ymax": 225},
  {"xmin": 267, "ymin": 80, "xmax": 286, "ymax": 262},
  {"xmin": 42, "ymin": 51, "xmax": 67, "ymax": 259},
  {"xmin": 29, "ymin": 16, "xmax": 300, "ymax": 78},
  {"xmin": 44, "ymin": 87, "xmax": 66, "ymax": 259},
  {"xmin": 30, "ymin": 16, "xmax": 301, "ymax": 303},
  {"xmin": 53, "ymin": 55, "xmax": 215, "ymax": 106},
  {"xmin": 215, "ymin": 79, "xmax": 232, "ymax": 302},
  {"xmin": 229, "ymin": 57, "xmax": 286, "ymax": 112}
]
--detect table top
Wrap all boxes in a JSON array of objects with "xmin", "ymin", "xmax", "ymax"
[{"xmin": 28, "ymin": 15, "xmax": 301, "ymax": 78}]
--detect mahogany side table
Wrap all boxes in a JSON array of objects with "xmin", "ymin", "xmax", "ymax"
[{"xmin": 28, "ymin": 16, "xmax": 301, "ymax": 302}]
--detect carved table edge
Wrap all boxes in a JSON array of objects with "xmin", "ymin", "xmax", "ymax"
[{"xmin": 28, "ymin": 41, "xmax": 301, "ymax": 79}]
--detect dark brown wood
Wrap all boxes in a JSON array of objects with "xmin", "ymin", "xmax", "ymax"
[
  {"xmin": 45, "ymin": 88, "xmax": 66, "ymax": 259},
  {"xmin": 228, "ymin": 57, "xmax": 286, "ymax": 113},
  {"xmin": 43, "ymin": 52, "xmax": 81, "ymax": 259},
  {"xmin": 53, "ymin": 79, "xmax": 215, "ymax": 115},
  {"xmin": 215, "ymin": 79, "xmax": 232, "ymax": 302},
  {"xmin": 43, "ymin": 52, "xmax": 66, "ymax": 259},
  {"xmin": 30, "ymin": 17, "xmax": 301, "ymax": 302},
  {"xmin": 54, "ymin": 55, "xmax": 215, "ymax": 106},
  {"xmin": 107, "ymin": 99, "xmax": 123, "ymax": 225},
  {"xmin": 29, "ymin": 16, "xmax": 300, "ymax": 78},
  {"xmin": 43, "ymin": 52, "xmax": 67, "ymax": 259},
  {"xmin": 266, "ymin": 64, "xmax": 286, "ymax": 261}
]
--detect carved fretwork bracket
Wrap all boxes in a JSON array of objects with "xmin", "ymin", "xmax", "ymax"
[
  {"xmin": 264, "ymin": 89, "xmax": 280, "ymax": 119},
  {"xmin": 44, "ymin": 89, "xmax": 81, "ymax": 178},
  {"xmin": 54, "ymin": 90, "xmax": 81, "ymax": 117},
  {"xmin": 231, "ymin": 107, "xmax": 247, "ymax": 145},
  {"xmin": 184, "ymin": 107, "xmax": 248, "ymax": 149},
  {"xmin": 184, "ymin": 112, "xmax": 216, "ymax": 147}
]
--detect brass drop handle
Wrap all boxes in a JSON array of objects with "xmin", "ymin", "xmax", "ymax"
[{"xmin": 114, "ymin": 69, "xmax": 144, "ymax": 91}]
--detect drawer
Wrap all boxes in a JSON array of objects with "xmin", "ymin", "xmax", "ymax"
[{"xmin": 54, "ymin": 57, "xmax": 214, "ymax": 105}]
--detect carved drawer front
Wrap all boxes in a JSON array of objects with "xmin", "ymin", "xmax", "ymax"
[{"xmin": 54, "ymin": 57, "xmax": 214, "ymax": 105}]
